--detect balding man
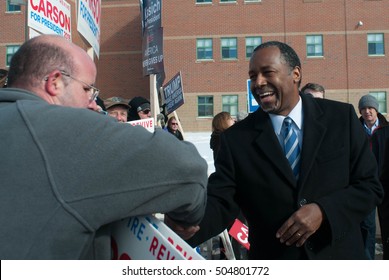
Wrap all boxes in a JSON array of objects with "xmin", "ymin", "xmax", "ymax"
[{"xmin": 0, "ymin": 35, "xmax": 207, "ymax": 259}]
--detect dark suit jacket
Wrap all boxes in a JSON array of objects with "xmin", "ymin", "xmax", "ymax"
[{"xmin": 189, "ymin": 94, "xmax": 383, "ymax": 259}]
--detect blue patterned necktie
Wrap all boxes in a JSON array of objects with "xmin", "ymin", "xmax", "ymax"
[{"xmin": 283, "ymin": 117, "xmax": 301, "ymax": 180}]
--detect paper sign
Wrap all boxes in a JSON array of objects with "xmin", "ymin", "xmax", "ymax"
[
  {"xmin": 77, "ymin": 0, "xmax": 101, "ymax": 57},
  {"xmin": 228, "ymin": 219, "xmax": 250, "ymax": 250},
  {"xmin": 111, "ymin": 215, "xmax": 204, "ymax": 260},
  {"xmin": 127, "ymin": 118, "xmax": 155, "ymax": 133},
  {"xmin": 162, "ymin": 71, "xmax": 185, "ymax": 115},
  {"xmin": 28, "ymin": 0, "xmax": 72, "ymax": 40}
]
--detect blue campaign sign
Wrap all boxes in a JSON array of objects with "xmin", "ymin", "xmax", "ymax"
[
  {"xmin": 247, "ymin": 79, "xmax": 259, "ymax": 113},
  {"xmin": 162, "ymin": 71, "xmax": 185, "ymax": 115}
]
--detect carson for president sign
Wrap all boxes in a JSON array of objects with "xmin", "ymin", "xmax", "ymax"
[{"xmin": 28, "ymin": 0, "xmax": 71, "ymax": 40}]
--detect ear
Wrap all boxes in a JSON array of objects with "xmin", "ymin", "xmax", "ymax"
[
  {"xmin": 44, "ymin": 70, "xmax": 63, "ymax": 97},
  {"xmin": 292, "ymin": 66, "xmax": 302, "ymax": 84}
]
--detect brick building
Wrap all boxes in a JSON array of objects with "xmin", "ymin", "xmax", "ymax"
[{"xmin": 1, "ymin": 0, "xmax": 388, "ymax": 131}]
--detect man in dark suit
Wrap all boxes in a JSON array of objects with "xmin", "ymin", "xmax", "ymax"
[{"xmin": 168, "ymin": 41, "xmax": 383, "ymax": 259}]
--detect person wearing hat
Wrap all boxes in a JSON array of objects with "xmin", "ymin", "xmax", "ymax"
[
  {"xmin": 359, "ymin": 94, "xmax": 387, "ymax": 135},
  {"xmin": 128, "ymin": 96, "xmax": 152, "ymax": 121},
  {"xmin": 358, "ymin": 94, "xmax": 389, "ymax": 259},
  {"xmin": 364, "ymin": 95, "xmax": 389, "ymax": 260},
  {"xmin": 104, "ymin": 97, "xmax": 130, "ymax": 122}
]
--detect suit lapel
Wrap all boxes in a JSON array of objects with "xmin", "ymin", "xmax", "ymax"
[
  {"xmin": 298, "ymin": 95, "xmax": 327, "ymax": 188},
  {"xmin": 253, "ymin": 109, "xmax": 297, "ymax": 186}
]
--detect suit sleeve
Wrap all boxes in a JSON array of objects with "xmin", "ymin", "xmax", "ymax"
[{"xmin": 188, "ymin": 132, "xmax": 240, "ymax": 246}]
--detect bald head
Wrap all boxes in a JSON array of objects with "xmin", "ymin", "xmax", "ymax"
[
  {"xmin": 7, "ymin": 35, "xmax": 98, "ymax": 110},
  {"xmin": 7, "ymin": 35, "xmax": 94, "ymax": 90}
]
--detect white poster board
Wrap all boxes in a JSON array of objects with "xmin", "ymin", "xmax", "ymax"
[
  {"xmin": 28, "ymin": 0, "xmax": 72, "ymax": 40},
  {"xmin": 77, "ymin": 0, "xmax": 101, "ymax": 58},
  {"xmin": 111, "ymin": 215, "xmax": 204, "ymax": 260},
  {"xmin": 127, "ymin": 118, "xmax": 155, "ymax": 133}
]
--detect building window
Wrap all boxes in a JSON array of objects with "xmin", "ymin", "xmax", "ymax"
[
  {"xmin": 6, "ymin": 45, "xmax": 20, "ymax": 66},
  {"xmin": 198, "ymin": 96, "xmax": 214, "ymax": 117},
  {"xmin": 7, "ymin": 0, "xmax": 21, "ymax": 12},
  {"xmin": 368, "ymin": 33, "xmax": 385, "ymax": 56},
  {"xmin": 369, "ymin": 91, "xmax": 387, "ymax": 114},
  {"xmin": 306, "ymin": 35, "xmax": 323, "ymax": 57},
  {"xmin": 222, "ymin": 95, "xmax": 238, "ymax": 116},
  {"xmin": 221, "ymin": 38, "xmax": 237, "ymax": 60},
  {"xmin": 220, "ymin": 0, "xmax": 236, "ymax": 2},
  {"xmin": 245, "ymin": 0, "xmax": 262, "ymax": 2},
  {"xmin": 196, "ymin": 0, "xmax": 212, "ymax": 3},
  {"xmin": 197, "ymin": 39, "xmax": 213, "ymax": 60},
  {"xmin": 246, "ymin": 37, "xmax": 262, "ymax": 58}
]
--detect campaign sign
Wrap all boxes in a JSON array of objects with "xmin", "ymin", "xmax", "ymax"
[
  {"xmin": 228, "ymin": 219, "xmax": 250, "ymax": 250},
  {"xmin": 162, "ymin": 72, "xmax": 185, "ymax": 115},
  {"xmin": 77, "ymin": 0, "xmax": 101, "ymax": 58},
  {"xmin": 127, "ymin": 118, "xmax": 155, "ymax": 133},
  {"xmin": 142, "ymin": 27, "xmax": 164, "ymax": 76},
  {"xmin": 111, "ymin": 215, "xmax": 204, "ymax": 260},
  {"xmin": 140, "ymin": 0, "xmax": 162, "ymax": 34},
  {"xmin": 28, "ymin": 0, "xmax": 71, "ymax": 40}
]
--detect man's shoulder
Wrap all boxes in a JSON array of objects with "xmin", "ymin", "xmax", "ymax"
[
  {"xmin": 305, "ymin": 96, "xmax": 353, "ymax": 116},
  {"xmin": 0, "ymin": 88, "xmax": 42, "ymax": 103}
]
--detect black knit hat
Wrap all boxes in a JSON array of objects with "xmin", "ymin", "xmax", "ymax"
[
  {"xmin": 128, "ymin": 96, "xmax": 150, "ymax": 121},
  {"xmin": 129, "ymin": 96, "xmax": 150, "ymax": 112}
]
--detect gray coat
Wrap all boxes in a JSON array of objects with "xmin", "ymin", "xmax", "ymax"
[{"xmin": 0, "ymin": 88, "xmax": 208, "ymax": 259}]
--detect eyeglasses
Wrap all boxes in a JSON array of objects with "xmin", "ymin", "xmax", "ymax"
[
  {"xmin": 140, "ymin": 109, "xmax": 151, "ymax": 114},
  {"xmin": 60, "ymin": 71, "xmax": 100, "ymax": 103}
]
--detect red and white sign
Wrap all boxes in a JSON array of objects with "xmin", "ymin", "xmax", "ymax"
[
  {"xmin": 228, "ymin": 219, "xmax": 250, "ymax": 250},
  {"xmin": 127, "ymin": 118, "xmax": 155, "ymax": 133},
  {"xmin": 28, "ymin": 0, "xmax": 72, "ymax": 40},
  {"xmin": 77, "ymin": 0, "xmax": 101, "ymax": 57},
  {"xmin": 111, "ymin": 215, "xmax": 203, "ymax": 260}
]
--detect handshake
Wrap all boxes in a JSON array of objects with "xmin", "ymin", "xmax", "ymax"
[{"xmin": 164, "ymin": 215, "xmax": 200, "ymax": 240}]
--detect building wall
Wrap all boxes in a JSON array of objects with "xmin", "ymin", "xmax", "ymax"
[
  {"xmin": 161, "ymin": 0, "xmax": 389, "ymax": 131},
  {"xmin": 1, "ymin": 0, "xmax": 388, "ymax": 132}
]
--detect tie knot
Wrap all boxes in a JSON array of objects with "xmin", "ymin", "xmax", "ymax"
[
  {"xmin": 284, "ymin": 117, "xmax": 293, "ymax": 129},
  {"xmin": 284, "ymin": 117, "xmax": 292, "ymax": 125}
]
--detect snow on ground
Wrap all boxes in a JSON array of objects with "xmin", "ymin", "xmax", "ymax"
[{"xmin": 185, "ymin": 132, "xmax": 215, "ymax": 175}]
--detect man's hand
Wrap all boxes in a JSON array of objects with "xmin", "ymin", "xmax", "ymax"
[
  {"xmin": 164, "ymin": 215, "xmax": 200, "ymax": 240},
  {"xmin": 276, "ymin": 203, "xmax": 323, "ymax": 247}
]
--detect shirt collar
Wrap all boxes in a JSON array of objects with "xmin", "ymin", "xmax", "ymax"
[
  {"xmin": 364, "ymin": 118, "xmax": 379, "ymax": 135},
  {"xmin": 269, "ymin": 97, "xmax": 303, "ymax": 135},
  {"xmin": 269, "ymin": 96, "xmax": 303, "ymax": 135}
]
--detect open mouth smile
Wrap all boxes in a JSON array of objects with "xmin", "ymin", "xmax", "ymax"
[{"xmin": 259, "ymin": 92, "xmax": 275, "ymax": 99}]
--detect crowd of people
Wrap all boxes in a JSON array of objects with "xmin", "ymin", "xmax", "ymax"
[{"xmin": 1, "ymin": 35, "xmax": 388, "ymax": 260}]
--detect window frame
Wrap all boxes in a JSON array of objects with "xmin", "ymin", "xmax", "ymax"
[
  {"xmin": 306, "ymin": 35, "xmax": 323, "ymax": 57},
  {"xmin": 245, "ymin": 36, "xmax": 262, "ymax": 59},
  {"xmin": 196, "ymin": 38, "xmax": 213, "ymax": 60},
  {"xmin": 198, "ymin": 96, "xmax": 214, "ymax": 117},
  {"xmin": 367, "ymin": 33, "xmax": 385, "ymax": 56},
  {"xmin": 6, "ymin": 45, "xmax": 20, "ymax": 67},
  {"xmin": 222, "ymin": 95, "xmax": 239, "ymax": 117},
  {"xmin": 6, "ymin": 0, "xmax": 21, "ymax": 12},
  {"xmin": 221, "ymin": 37, "xmax": 238, "ymax": 60}
]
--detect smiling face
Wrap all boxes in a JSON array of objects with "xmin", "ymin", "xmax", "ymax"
[
  {"xmin": 360, "ymin": 107, "xmax": 378, "ymax": 127},
  {"xmin": 249, "ymin": 45, "xmax": 301, "ymax": 116}
]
